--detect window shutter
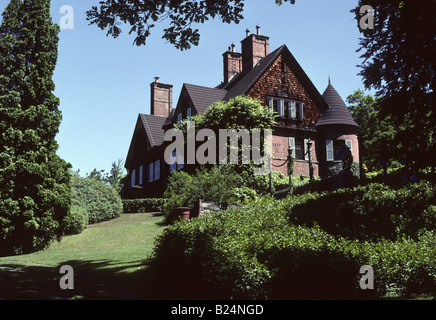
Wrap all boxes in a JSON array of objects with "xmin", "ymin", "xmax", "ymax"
[
  {"xmin": 148, "ymin": 162, "xmax": 154, "ymax": 182},
  {"xmin": 298, "ymin": 102, "xmax": 304, "ymax": 120},
  {"xmin": 154, "ymin": 160, "xmax": 160, "ymax": 180},
  {"xmin": 288, "ymin": 137, "xmax": 296, "ymax": 158},
  {"xmin": 326, "ymin": 140, "xmax": 334, "ymax": 161},
  {"xmin": 177, "ymin": 150, "xmax": 184, "ymax": 170},
  {"xmin": 139, "ymin": 165, "xmax": 143, "ymax": 185},
  {"xmin": 289, "ymin": 101, "xmax": 296, "ymax": 119},
  {"xmin": 170, "ymin": 151, "xmax": 177, "ymax": 173},
  {"xmin": 131, "ymin": 169, "xmax": 136, "ymax": 187},
  {"xmin": 268, "ymin": 97, "xmax": 273, "ymax": 110},
  {"xmin": 304, "ymin": 139, "xmax": 309, "ymax": 160}
]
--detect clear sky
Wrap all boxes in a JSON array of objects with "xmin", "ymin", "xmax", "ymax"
[{"xmin": 1, "ymin": 0, "xmax": 373, "ymax": 176}]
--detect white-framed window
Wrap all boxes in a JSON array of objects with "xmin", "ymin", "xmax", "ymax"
[
  {"xmin": 326, "ymin": 140, "xmax": 334, "ymax": 161},
  {"xmin": 346, "ymin": 140, "xmax": 352, "ymax": 151},
  {"xmin": 154, "ymin": 159, "xmax": 160, "ymax": 180},
  {"xmin": 288, "ymin": 137, "xmax": 296, "ymax": 158},
  {"xmin": 267, "ymin": 96, "xmax": 303, "ymax": 120}
]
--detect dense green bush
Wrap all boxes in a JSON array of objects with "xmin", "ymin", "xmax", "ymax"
[
  {"xmin": 63, "ymin": 205, "xmax": 89, "ymax": 235},
  {"xmin": 291, "ymin": 181, "xmax": 436, "ymax": 241},
  {"xmin": 71, "ymin": 174, "xmax": 122, "ymax": 225},
  {"xmin": 122, "ymin": 198, "xmax": 165, "ymax": 213},
  {"xmin": 152, "ymin": 182, "xmax": 436, "ymax": 299},
  {"xmin": 162, "ymin": 166, "xmax": 242, "ymax": 223}
]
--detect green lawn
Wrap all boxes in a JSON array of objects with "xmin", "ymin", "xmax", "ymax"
[{"xmin": 0, "ymin": 213, "xmax": 167, "ymax": 300}]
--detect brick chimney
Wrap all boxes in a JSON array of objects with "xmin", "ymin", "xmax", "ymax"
[
  {"xmin": 241, "ymin": 26, "xmax": 269, "ymax": 73},
  {"xmin": 150, "ymin": 77, "xmax": 173, "ymax": 117},
  {"xmin": 223, "ymin": 43, "xmax": 242, "ymax": 84}
]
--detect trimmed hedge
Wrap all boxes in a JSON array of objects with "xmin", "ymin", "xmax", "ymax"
[
  {"xmin": 122, "ymin": 198, "xmax": 165, "ymax": 213},
  {"xmin": 152, "ymin": 181, "xmax": 436, "ymax": 299}
]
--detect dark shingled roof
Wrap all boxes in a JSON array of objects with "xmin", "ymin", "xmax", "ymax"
[
  {"xmin": 184, "ymin": 83, "xmax": 227, "ymax": 115},
  {"xmin": 316, "ymin": 82, "xmax": 360, "ymax": 129},
  {"xmin": 139, "ymin": 114, "xmax": 167, "ymax": 147}
]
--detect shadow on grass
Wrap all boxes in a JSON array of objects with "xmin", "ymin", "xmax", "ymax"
[{"xmin": 0, "ymin": 256, "xmax": 181, "ymax": 300}]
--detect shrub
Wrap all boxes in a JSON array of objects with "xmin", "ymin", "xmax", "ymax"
[
  {"xmin": 152, "ymin": 183, "xmax": 436, "ymax": 299},
  {"xmin": 63, "ymin": 205, "xmax": 89, "ymax": 235},
  {"xmin": 291, "ymin": 181, "xmax": 436, "ymax": 241},
  {"xmin": 162, "ymin": 166, "xmax": 242, "ymax": 223},
  {"xmin": 122, "ymin": 198, "xmax": 165, "ymax": 213},
  {"xmin": 71, "ymin": 174, "xmax": 122, "ymax": 225}
]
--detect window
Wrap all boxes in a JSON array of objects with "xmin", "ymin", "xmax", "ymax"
[
  {"xmin": 326, "ymin": 140, "xmax": 352, "ymax": 161},
  {"xmin": 139, "ymin": 165, "xmax": 143, "ymax": 185},
  {"xmin": 177, "ymin": 112, "xmax": 183, "ymax": 123},
  {"xmin": 294, "ymin": 140, "xmax": 305, "ymax": 160},
  {"xmin": 147, "ymin": 162, "xmax": 154, "ymax": 182},
  {"xmin": 154, "ymin": 160, "xmax": 160, "ymax": 180},
  {"xmin": 268, "ymin": 96, "xmax": 303, "ymax": 120},
  {"xmin": 187, "ymin": 107, "xmax": 191, "ymax": 118}
]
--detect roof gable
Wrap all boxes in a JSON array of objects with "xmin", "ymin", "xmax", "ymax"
[{"xmin": 222, "ymin": 45, "xmax": 329, "ymax": 113}]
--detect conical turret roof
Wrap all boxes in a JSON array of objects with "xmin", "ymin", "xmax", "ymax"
[{"xmin": 316, "ymin": 80, "xmax": 360, "ymax": 130}]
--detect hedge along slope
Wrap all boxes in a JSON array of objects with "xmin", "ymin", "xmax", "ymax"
[
  {"xmin": 152, "ymin": 181, "xmax": 436, "ymax": 299},
  {"xmin": 67, "ymin": 175, "xmax": 122, "ymax": 233}
]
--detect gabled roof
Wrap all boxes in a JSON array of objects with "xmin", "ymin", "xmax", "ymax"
[
  {"xmin": 139, "ymin": 113, "xmax": 167, "ymax": 147},
  {"xmin": 184, "ymin": 83, "xmax": 227, "ymax": 115},
  {"xmin": 316, "ymin": 82, "xmax": 360, "ymax": 129},
  {"xmin": 220, "ymin": 45, "xmax": 329, "ymax": 113}
]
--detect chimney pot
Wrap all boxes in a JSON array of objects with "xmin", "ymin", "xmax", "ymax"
[
  {"xmin": 246, "ymin": 28, "xmax": 250, "ymax": 37},
  {"xmin": 256, "ymin": 25, "xmax": 261, "ymax": 35}
]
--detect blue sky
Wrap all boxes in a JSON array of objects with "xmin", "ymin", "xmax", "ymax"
[{"xmin": 2, "ymin": 0, "xmax": 373, "ymax": 176}]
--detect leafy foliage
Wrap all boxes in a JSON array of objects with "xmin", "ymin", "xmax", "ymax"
[
  {"xmin": 70, "ymin": 173, "xmax": 122, "ymax": 225},
  {"xmin": 352, "ymin": 0, "xmax": 436, "ymax": 171},
  {"xmin": 153, "ymin": 181, "xmax": 436, "ymax": 299},
  {"xmin": 86, "ymin": 0, "xmax": 295, "ymax": 50},
  {"xmin": 0, "ymin": 0, "xmax": 71, "ymax": 255}
]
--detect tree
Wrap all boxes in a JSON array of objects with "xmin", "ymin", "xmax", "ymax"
[
  {"xmin": 346, "ymin": 89, "xmax": 396, "ymax": 171},
  {"xmin": 172, "ymin": 95, "xmax": 275, "ymax": 174},
  {"xmin": 106, "ymin": 159, "xmax": 126, "ymax": 192},
  {"xmin": 86, "ymin": 0, "xmax": 295, "ymax": 50},
  {"xmin": 0, "ymin": 0, "xmax": 70, "ymax": 255},
  {"xmin": 86, "ymin": 159, "xmax": 126, "ymax": 193},
  {"xmin": 352, "ymin": 0, "xmax": 435, "ymax": 172}
]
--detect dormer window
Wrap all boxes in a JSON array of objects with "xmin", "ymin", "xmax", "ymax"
[{"xmin": 268, "ymin": 96, "xmax": 303, "ymax": 120}]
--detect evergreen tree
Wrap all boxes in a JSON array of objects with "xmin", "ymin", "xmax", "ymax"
[{"xmin": 0, "ymin": 0, "xmax": 71, "ymax": 255}]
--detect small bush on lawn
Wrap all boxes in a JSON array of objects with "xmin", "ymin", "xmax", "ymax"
[
  {"xmin": 71, "ymin": 174, "xmax": 122, "ymax": 225},
  {"xmin": 122, "ymin": 198, "xmax": 164, "ymax": 213},
  {"xmin": 152, "ymin": 183, "xmax": 436, "ymax": 299}
]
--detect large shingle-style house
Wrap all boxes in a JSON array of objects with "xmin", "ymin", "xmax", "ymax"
[{"xmin": 122, "ymin": 28, "xmax": 360, "ymax": 199}]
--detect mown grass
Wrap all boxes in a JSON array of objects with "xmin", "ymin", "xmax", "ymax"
[{"xmin": 0, "ymin": 213, "xmax": 166, "ymax": 300}]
